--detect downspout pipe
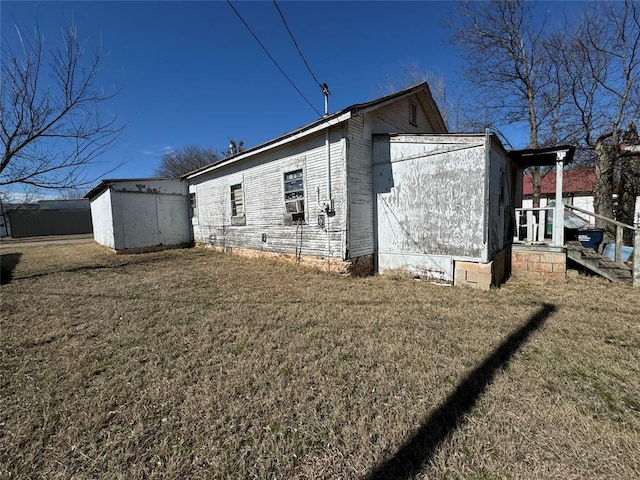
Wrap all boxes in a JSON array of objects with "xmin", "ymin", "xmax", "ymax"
[
  {"xmin": 323, "ymin": 84, "xmax": 332, "ymax": 208},
  {"xmin": 326, "ymin": 128, "xmax": 331, "ymax": 207},
  {"xmin": 322, "ymin": 84, "xmax": 332, "ymax": 271}
]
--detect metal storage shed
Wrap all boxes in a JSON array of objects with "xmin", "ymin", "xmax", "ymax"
[{"xmin": 85, "ymin": 178, "xmax": 192, "ymax": 252}]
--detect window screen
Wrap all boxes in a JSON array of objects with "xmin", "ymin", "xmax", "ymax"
[{"xmin": 284, "ymin": 169, "xmax": 304, "ymax": 222}]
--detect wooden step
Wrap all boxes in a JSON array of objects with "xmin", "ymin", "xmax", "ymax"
[{"xmin": 566, "ymin": 242, "xmax": 633, "ymax": 284}]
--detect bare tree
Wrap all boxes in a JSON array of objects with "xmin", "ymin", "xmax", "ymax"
[
  {"xmin": 155, "ymin": 145, "xmax": 220, "ymax": 177},
  {"xmin": 556, "ymin": 0, "xmax": 640, "ymax": 238},
  {"xmin": 449, "ymin": 0, "xmax": 569, "ymax": 207},
  {"xmin": 0, "ymin": 21, "xmax": 122, "ymax": 191},
  {"xmin": 376, "ymin": 60, "xmax": 469, "ymax": 132}
]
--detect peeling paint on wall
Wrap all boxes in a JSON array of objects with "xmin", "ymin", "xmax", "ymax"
[{"xmin": 373, "ymin": 134, "xmax": 515, "ymax": 281}]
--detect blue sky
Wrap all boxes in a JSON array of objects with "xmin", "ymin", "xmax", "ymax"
[{"xmin": 1, "ymin": 0, "xmax": 577, "ymax": 197}]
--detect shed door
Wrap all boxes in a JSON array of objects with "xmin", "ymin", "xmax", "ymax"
[
  {"xmin": 373, "ymin": 161, "xmax": 453, "ymax": 281},
  {"xmin": 156, "ymin": 196, "xmax": 191, "ymax": 246}
]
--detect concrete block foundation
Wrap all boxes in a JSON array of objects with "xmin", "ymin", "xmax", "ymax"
[
  {"xmin": 454, "ymin": 247, "xmax": 511, "ymax": 291},
  {"xmin": 454, "ymin": 260, "xmax": 493, "ymax": 290},
  {"xmin": 511, "ymin": 245, "xmax": 566, "ymax": 280}
]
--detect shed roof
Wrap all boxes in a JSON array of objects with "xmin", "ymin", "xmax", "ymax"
[
  {"xmin": 84, "ymin": 178, "xmax": 177, "ymax": 200},
  {"xmin": 185, "ymin": 82, "xmax": 446, "ymax": 180},
  {"xmin": 508, "ymin": 145, "xmax": 576, "ymax": 167}
]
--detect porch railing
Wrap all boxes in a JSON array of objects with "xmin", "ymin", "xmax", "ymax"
[
  {"xmin": 564, "ymin": 205, "xmax": 638, "ymax": 288},
  {"xmin": 513, "ymin": 207, "xmax": 556, "ymax": 245},
  {"xmin": 513, "ymin": 205, "xmax": 639, "ymax": 287}
]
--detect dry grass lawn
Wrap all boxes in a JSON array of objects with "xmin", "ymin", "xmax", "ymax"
[{"xmin": 1, "ymin": 243, "xmax": 639, "ymax": 479}]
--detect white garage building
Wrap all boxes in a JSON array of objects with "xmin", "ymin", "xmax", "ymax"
[{"xmin": 85, "ymin": 178, "xmax": 192, "ymax": 252}]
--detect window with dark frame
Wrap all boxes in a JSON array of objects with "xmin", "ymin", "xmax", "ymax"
[
  {"xmin": 230, "ymin": 183, "xmax": 244, "ymax": 217},
  {"xmin": 284, "ymin": 169, "xmax": 305, "ymax": 223},
  {"xmin": 189, "ymin": 192, "xmax": 197, "ymax": 217},
  {"xmin": 409, "ymin": 103, "xmax": 418, "ymax": 126}
]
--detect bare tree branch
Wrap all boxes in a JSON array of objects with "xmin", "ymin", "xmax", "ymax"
[
  {"xmin": 0, "ymin": 20, "xmax": 123, "ymax": 190},
  {"xmin": 449, "ymin": 0, "xmax": 570, "ymax": 206},
  {"xmin": 558, "ymin": 0, "xmax": 640, "ymax": 234}
]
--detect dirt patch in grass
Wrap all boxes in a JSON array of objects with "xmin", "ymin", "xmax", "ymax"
[{"xmin": 1, "ymin": 245, "xmax": 639, "ymax": 479}]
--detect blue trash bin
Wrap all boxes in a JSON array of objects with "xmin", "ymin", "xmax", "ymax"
[{"xmin": 576, "ymin": 228, "xmax": 605, "ymax": 251}]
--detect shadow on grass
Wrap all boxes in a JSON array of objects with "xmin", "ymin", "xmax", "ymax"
[
  {"xmin": 0, "ymin": 252, "xmax": 22, "ymax": 285},
  {"xmin": 7, "ymin": 254, "xmax": 175, "ymax": 282},
  {"xmin": 366, "ymin": 303, "xmax": 556, "ymax": 480}
]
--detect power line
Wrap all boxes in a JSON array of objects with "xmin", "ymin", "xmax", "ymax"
[
  {"xmin": 226, "ymin": 0, "xmax": 322, "ymax": 117},
  {"xmin": 272, "ymin": 0, "xmax": 323, "ymax": 89}
]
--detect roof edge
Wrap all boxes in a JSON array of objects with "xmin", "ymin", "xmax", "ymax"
[
  {"xmin": 185, "ymin": 82, "xmax": 437, "ymax": 180},
  {"xmin": 184, "ymin": 111, "xmax": 352, "ymax": 179},
  {"xmin": 84, "ymin": 177, "xmax": 180, "ymax": 199},
  {"xmin": 508, "ymin": 145, "xmax": 576, "ymax": 167}
]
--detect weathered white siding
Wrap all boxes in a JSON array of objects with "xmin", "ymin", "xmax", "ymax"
[
  {"xmin": 486, "ymin": 136, "xmax": 516, "ymax": 259},
  {"xmin": 190, "ymin": 127, "xmax": 346, "ymax": 260},
  {"xmin": 345, "ymin": 115, "xmax": 374, "ymax": 258},
  {"xmin": 89, "ymin": 179, "xmax": 191, "ymax": 251},
  {"xmin": 367, "ymin": 96, "xmax": 441, "ymax": 135},
  {"xmin": 90, "ymin": 189, "xmax": 115, "ymax": 249},
  {"xmin": 372, "ymin": 134, "xmax": 488, "ymax": 280},
  {"xmin": 188, "ymin": 88, "xmax": 447, "ymax": 265},
  {"xmin": 109, "ymin": 192, "xmax": 191, "ymax": 250},
  {"xmin": 346, "ymin": 93, "xmax": 445, "ymax": 258},
  {"xmin": 572, "ymin": 196, "xmax": 595, "ymax": 217}
]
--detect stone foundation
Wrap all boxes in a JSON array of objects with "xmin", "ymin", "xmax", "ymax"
[
  {"xmin": 511, "ymin": 245, "xmax": 566, "ymax": 280},
  {"xmin": 196, "ymin": 243, "xmax": 374, "ymax": 276}
]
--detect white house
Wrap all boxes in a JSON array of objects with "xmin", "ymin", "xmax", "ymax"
[
  {"xmin": 85, "ymin": 178, "xmax": 192, "ymax": 251},
  {"xmin": 185, "ymin": 83, "xmax": 520, "ymax": 288}
]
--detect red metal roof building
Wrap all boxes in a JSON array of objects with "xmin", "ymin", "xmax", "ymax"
[{"xmin": 523, "ymin": 168, "xmax": 596, "ymax": 196}]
